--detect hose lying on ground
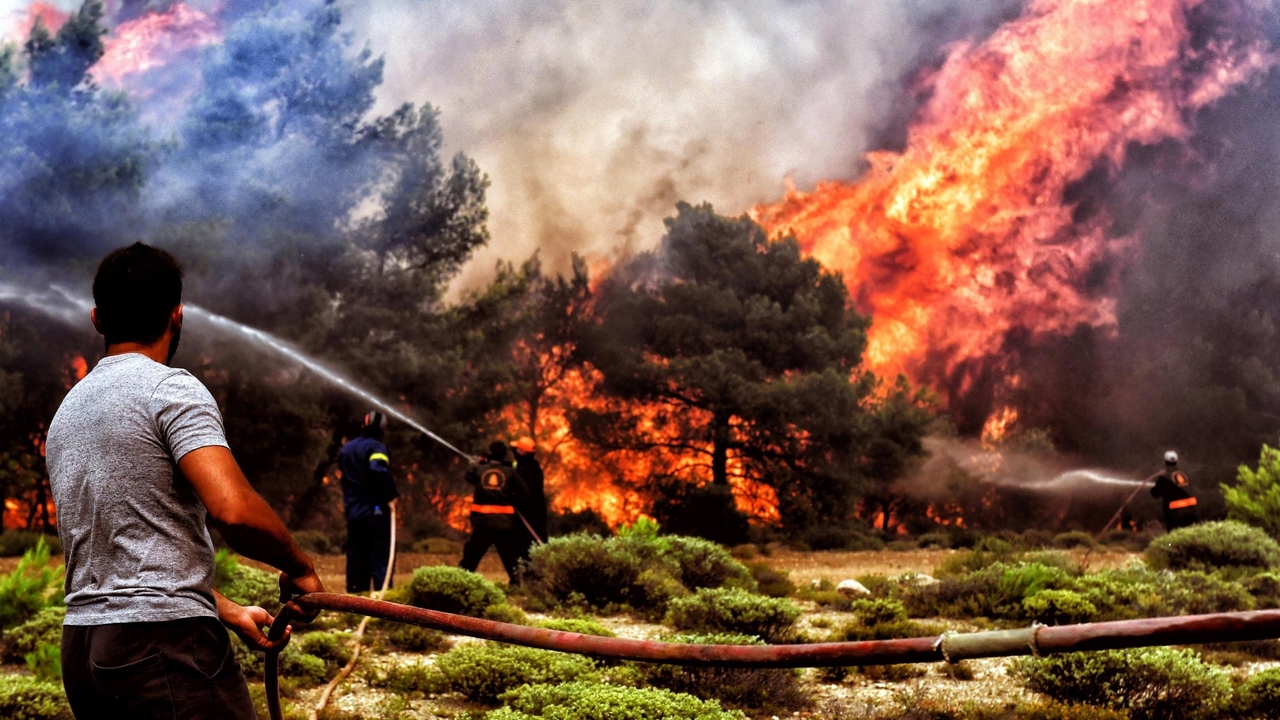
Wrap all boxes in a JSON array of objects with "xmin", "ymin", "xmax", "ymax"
[{"xmin": 261, "ymin": 599, "xmax": 1280, "ymax": 720}]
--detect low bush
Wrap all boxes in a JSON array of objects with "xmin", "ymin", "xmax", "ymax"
[
  {"xmin": 663, "ymin": 536, "xmax": 755, "ymax": 592},
  {"xmin": 0, "ymin": 532, "xmax": 60, "ymax": 558},
  {"xmin": 1233, "ymin": 666, "xmax": 1280, "ymax": 719},
  {"xmin": 850, "ymin": 598, "xmax": 908, "ymax": 626},
  {"xmin": 534, "ymin": 618, "xmax": 616, "ymax": 637},
  {"xmin": 292, "ymin": 530, "xmax": 343, "ymax": 557},
  {"xmin": 794, "ymin": 524, "xmax": 885, "ymax": 551},
  {"xmin": 484, "ymin": 603, "xmax": 530, "ymax": 625},
  {"xmin": 1023, "ymin": 590, "xmax": 1097, "ymax": 625},
  {"xmin": 664, "ymin": 588, "xmax": 799, "ymax": 642},
  {"xmin": 935, "ymin": 538, "xmax": 1018, "ymax": 577},
  {"xmin": 1020, "ymin": 529, "xmax": 1056, "ymax": 549},
  {"xmin": 407, "ymin": 565, "xmax": 505, "ymax": 616},
  {"xmin": 916, "ymin": 532, "xmax": 952, "ymax": 549},
  {"xmin": 1145, "ymin": 521, "xmax": 1280, "ymax": 571},
  {"xmin": 294, "ymin": 631, "xmax": 354, "ymax": 667},
  {"xmin": 232, "ymin": 634, "xmax": 330, "ymax": 686},
  {"xmin": 872, "ymin": 695, "xmax": 1127, "ymax": 720},
  {"xmin": 213, "ymin": 550, "xmax": 280, "ymax": 613},
  {"xmin": 489, "ymin": 681, "xmax": 746, "ymax": 720},
  {"xmin": 364, "ymin": 658, "xmax": 445, "ymax": 694},
  {"xmin": 0, "ymin": 539, "xmax": 63, "ymax": 630},
  {"xmin": 25, "ymin": 642, "xmax": 61, "ymax": 681},
  {"xmin": 0, "ymin": 674, "xmax": 72, "ymax": 720},
  {"xmin": 434, "ymin": 642, "xmax": 597, "ymax": 704},
  {"xmin": 1, "ymin": 606, "xmax": 64, "ymax": 663},
  {"xmin": 1017, "ymin": 647, "xmax": 1231, "ymax": 720},
  {"xmin": 1052, "ymin": 531, "xmax": 1095, "ymax": 549},
  {"xmin": 637, "ymin": 633, "xmax": 806, "ymax": 712},
  {"xmin": 1243, "ymin": 571, "xmax": 1280, "ymax": 608},
  {"xmin": 523, "ymin": 534, "xmax": 671, "ymax": 614},
  {"xmin": 379, "ymin": 623, "xmax": 451, "ymax": 652}
]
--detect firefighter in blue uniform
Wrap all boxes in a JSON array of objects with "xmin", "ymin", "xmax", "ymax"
[
  {"xmin": 460, "ymin": 441, "xmax": 530, "ymax": 583},
  {"xmin": 1150, "ymin": 450, "xmax": 1198, "ymax": 530},
  {"xmin": 339, "ymin": 411, "xmax": 399, "ymax": 593}
]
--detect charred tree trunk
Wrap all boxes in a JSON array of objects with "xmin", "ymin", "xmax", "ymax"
[
  {"xmin": 711, "ymin": 412, "xmax": 730, "ymax": 486},
  {"xmin": 291, "ymin": 421, "xmax": 348, "ymax": 529}
]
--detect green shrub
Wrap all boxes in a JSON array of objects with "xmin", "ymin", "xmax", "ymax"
[
  {"xmin": 0, "ymin": 532, "xmax": 60, "ymax": 558},
  {"xmin": 281, "ymin": 648, "xmax": 330, "ymax": 686},
  {"xmin": 365, "ymin": 658, "xmax": 446, "ymax": 694},
  {"xmin": 1225, "ymin": 443, "xmax": 1280, "ymax": 539},
  {"xmin": 936, "ymin": 537, "xmax": 1017, "ymax": 577},
  {"xmin": 0, "ymin": 674, "xmax": 72, "ymax": 720},
  {"xmin": 1162, "ymin": 570, "xmax": 1255, "ymax": 615},
  {"xmin": 484, "ymin": 603, "xmax": 530, "ymax": 625},
  {"xmin": 379, "ymin": 623, "xmax": 450, "ymax": 652},
  {"xmin": 523, "ymin": 534, "xmax": 682, "ymax": 615},
  {"xmin": 1, "ymin": 606, "xmax": 64, "ymax": 663},
  {"xmin": 637, "ymin": 633, "xmax": 805, "ymax": 712},
  {"xmin": 25, "ymin": 642, "xmax": 61, "ymax": 681},
  {"xmin": 0, "ymin": 539, "xmax": 63, "ymax": 630},
  {"xmin": 534, "ymin": 618, "xmax": 616, "ymax": 637},
  {"xmin": 1018, "ymin": 648, "xmax": 1231, "ymax": 720},
  {"xmin": 850, "ymin": 598, "xmax": 908, "ymax": 626},
  {"xmin": 872, "ymin": 695, "xmax": 1127, "ymax": 720},
  {"xmin": 1023, "ymin": 590, "xmax": 1097, "ymax": 625},
  {"xmin": 408, "ymin": 565, "xmax": 505, "ymax": 616},
  {"xmin": 294, "ymin": 631, "xmax": 353, "ymax": 667},
  {"xmin": 917, "ymin": 532, "xmax": 952, "ymax": 549},
  {"xmin": 489, "ymin": 681, "xmax": 746, "ymax": 720},
  {"xmin": 292, "ymin": 529, "xmax": 343, "ymax": 556},
  {"xmin": 745, "ymin": 563, "xmax": 794, "ymax": 598},
  {"xmin": 1233, "ymin": 666, "xmax": 1280, "ymax": 719},
  {"xmin": 795, "ymin": 525, "xmax": 885, "ymax": 551},
  {"xmin": 1145, "ymin": 521, "xmax": 1280, "ymax": 571},
  {"xmin": 663, "ymin": 536, "xmax": 755, "ymax": 591},
  {"xmin": 434, "ymin": 642, "xmax": 597, "ymax": 703},
  {"xmin": 213, "ymin": 550, "xmax": 280, "ymax": 612},
  {"xmin": 1052, "ymin": 531, "xmax": 1096, "ymax": 549},
  {"xmin": 664, "ymin": 588, "xmax": 799, "ymax": 642},
  {"xmin": 1242, "ymin": 571, "xmax": 1280, "ymax": 608}
]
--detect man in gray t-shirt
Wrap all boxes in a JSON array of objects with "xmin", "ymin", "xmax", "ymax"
[{"xmin": 48, "ymin": 243, "xmax": 325, "ymax": 719}]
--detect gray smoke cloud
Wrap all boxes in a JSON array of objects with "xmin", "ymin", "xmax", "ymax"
[{"xmin": 339, "ymin": 0, "xmax": 1024, "ymax": 291}]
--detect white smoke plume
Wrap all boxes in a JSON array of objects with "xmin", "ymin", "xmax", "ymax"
[{"xmin": 340, "ymin": 0, "xmax": 1024, "ymax": 290}]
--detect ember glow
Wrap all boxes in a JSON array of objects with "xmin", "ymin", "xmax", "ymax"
[
  {"xmin": 94, "ymin": 4, "xmax": 219, "ymax": 85},
  {"xmin": 754, "ymin": 0, "xmax": 1273, "ymax": 432}
]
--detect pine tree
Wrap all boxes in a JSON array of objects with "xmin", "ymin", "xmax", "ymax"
[{"xmin": 1224, "ymin": 444, "xmax": 1280, "ymax": 539}]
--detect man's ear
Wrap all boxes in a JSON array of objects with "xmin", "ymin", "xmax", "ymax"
[
  {"xmin": 90, "ymin": 308, "xmax": 103, "ymax": 336},
  {"xmin": 171, "ymin": 304, "xmax": 183, "ymax": 328}
]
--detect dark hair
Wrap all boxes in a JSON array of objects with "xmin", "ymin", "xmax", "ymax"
[
  {"xmin": 92, "ymin": 243, "xmax": 184, "ymax": 346},
  {"xmin": 487, "ymin": 441, "xmax": 509, "ymax": 461}
]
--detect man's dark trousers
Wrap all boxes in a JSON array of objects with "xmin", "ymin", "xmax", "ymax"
[
  {"xmin": 459, "ymin": 514, "xmax": 525, "ymax": 580},
  {"xmin": 347, "ymin": 512, "xmax": 393, "ymax": 593},
  {"xmin": 62, "ymin": 616, "xmax": 255, "ymax": 719}
]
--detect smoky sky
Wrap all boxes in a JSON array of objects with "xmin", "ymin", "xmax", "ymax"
[{"xmin": 340, "ymin": 0, "xmax": 1025, "ymax": 291}]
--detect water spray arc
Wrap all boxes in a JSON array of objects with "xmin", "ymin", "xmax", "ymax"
[{"xmin": 0, "ymin": 281, "xmax": 475, "ymax": 462}]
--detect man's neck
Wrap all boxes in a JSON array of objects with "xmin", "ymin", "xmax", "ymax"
[{"xmin": 104, "ymin": 339, "xmax": 171, "ymax": 365}]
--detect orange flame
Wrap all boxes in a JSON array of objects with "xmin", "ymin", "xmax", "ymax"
[
  {"xmin": 94, "ymin": 4, "xmax": 219, "ymax": 85},
  {"xmin": 753, "ymin": 0, "xmax": 1273, "ymax": 418}
]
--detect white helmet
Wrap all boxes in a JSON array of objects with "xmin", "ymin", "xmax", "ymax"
[{"xmin": 1164, "ymin": 450, "xmax": 1179, "ymax": 464}]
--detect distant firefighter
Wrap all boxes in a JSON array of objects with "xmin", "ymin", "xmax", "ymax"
[
  {"xmin": 1150, "ymin": 450, "xmax": 1197, "ymax": 530},
  {"xmin": 460, "ymin": 441, "xmax": 531, "ymax": 583},
  {"xmin": 512, "ymin": 436, "xmax": 547, "ymax": 549},
  {"xmin": 340, "ymin": 411, "xmax": 400, "ymax": 593}
]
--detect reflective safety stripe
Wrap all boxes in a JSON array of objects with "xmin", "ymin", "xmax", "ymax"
[
  {"xmin": 471, "ymin": 504, "xmax": 515, "ymax": 514},
  {"xmin": 369, "ymin": 452, "xmax": 390, "ymax": 465},
  {"xmin": 1168, "ymin": 497, "xmax": 1198, "ymax": 510}
]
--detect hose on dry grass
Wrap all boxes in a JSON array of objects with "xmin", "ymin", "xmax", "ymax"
[{"xmin": 262, "ymin": 593, "xmax": 1280, "ymax": 720}]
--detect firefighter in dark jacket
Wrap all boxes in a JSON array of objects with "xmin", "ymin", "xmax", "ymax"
[
  {"xmin": 339, "ymin": 411, "xmax": 399, "ymax": 593},
  {"xmin": 1150, "ymin": 450, "xmax": 1198, "ymax": 530},
  {"xmin": 512, "ymin": 436, "xmax": 547, "ymax": 550},
  {"xmin": 460, "ymin": 441, "xmax": 530, "ymax": 583}
]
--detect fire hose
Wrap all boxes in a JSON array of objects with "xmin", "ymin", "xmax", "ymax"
[{"xmin": 261, "ymin": 600, "xmax": 1280, "ymax": 720}]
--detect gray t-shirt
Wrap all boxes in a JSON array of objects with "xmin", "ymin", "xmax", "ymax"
[{"xmin": 47, "ymin": 353, "xmax": 229, "ymax": 625}]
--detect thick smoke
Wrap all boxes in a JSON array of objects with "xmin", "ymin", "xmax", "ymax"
[{"xmin": 340, "ymin": 0, "xmax": 1025, "ymax": 290}]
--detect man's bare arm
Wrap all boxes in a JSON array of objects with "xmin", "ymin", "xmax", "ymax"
[{"xmin": 179, "ymin": 446, "xmax": 324, "ymax": 599}]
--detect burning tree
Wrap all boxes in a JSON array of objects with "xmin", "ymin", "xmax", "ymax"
[{"xmin": 577, "ymin": 202, "xmax": 933, "ymax": 537}]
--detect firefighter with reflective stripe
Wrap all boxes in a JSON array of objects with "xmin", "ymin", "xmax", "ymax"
[
  {"xmin": 460, "ymin": 441, "xmax": 530, "ymax": 583},
  {"xmin": 512, "ymin": 436, "xmax": 547, "ymax": 554},
  {"xmin": 339, "ymin": 411, "xmax": 399, "ymax": 593},
  {"xmin": 1151, "ymin": 450, "xmax": 1198, "ymax": 530}
]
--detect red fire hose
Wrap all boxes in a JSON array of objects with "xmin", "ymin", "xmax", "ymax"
[{"xmin": 261, "ymin": 598, "xmax": 1280, "ymax": 720}]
